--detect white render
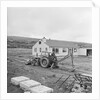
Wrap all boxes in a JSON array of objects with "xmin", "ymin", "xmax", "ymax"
[
  {"xmin": 32, "ymin": 38, "xmax": 69, "ymax": 57},
  {"xmin": 32, "ymin": 37, "xmax": 91, "ymax": 57},
  {"xmin": 11, "ymin": 76, "xmax": 30, "ymax": 85},
  {"xmin": 77, "ymin": 48, "xmax": 92, "ymax": 56},
  {"xmin": 56, "ymin": 48, "xmax": 68, "ymax": 56},
  {"xmin": 29, "ymin": 85, "xmax": 53, "ymax": 93},
  {"xmin": 77, "ymin": 48, "xmax": 86, "ymax": 56},
  {"xmin": 20, "ymin": 80, "xmax": 41, "ymax": 91},
  {"xmin": 32, "ymin": 40, "xmax": 49, "ymax": 56},
  {"xmin": 49, "ymin": 47, "xmax": 52, "ymax": 52}
]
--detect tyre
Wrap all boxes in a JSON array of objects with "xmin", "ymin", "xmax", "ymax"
[{"xmin": 40, "ymin": 56, "xmax": 50, "ymax": 68}]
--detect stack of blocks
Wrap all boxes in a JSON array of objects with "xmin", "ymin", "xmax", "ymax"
[
  {"xmin": 11, "ymin": 76, "xmax": 53, "ymax": 93},
  {"xmin": 11, "ymin": 76, "xmax": 30, "ymax": 85},
  {"xmin": 20, "ymin": 80, "xmax": 41, "ymax": 91},
  {"xmin": 29, "ymin": 85, "xmax": 53, "ymax": 93}
]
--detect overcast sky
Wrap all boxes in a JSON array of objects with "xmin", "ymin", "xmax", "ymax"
[{"xmin": 7, "ymin": 7, "xmax": 92, "ymax": 43}]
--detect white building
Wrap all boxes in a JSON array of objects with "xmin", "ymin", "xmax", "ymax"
[
  {"xmin": 32, "ymin": 37, "xmax": 92, "ymax": 57},
  {"xmin": 76, "ymin": 47, "xmax": 92, "ymax": 56}
]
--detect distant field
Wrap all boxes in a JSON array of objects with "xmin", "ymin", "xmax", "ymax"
[
  {"xmin": 7, "ymin": 48, "xmax": 32, "ymax": 56},
  {"xmin": 8, "ymin": 48, "xmax": 32, "ymax": 53}
]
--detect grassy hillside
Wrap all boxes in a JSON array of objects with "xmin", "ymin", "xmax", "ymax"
[
  {"xmin": 7, "ymin": 36, "xmax": 39, "ymax": 48},
  {"xmin": 7, "ymin": 36, "xmax": 92, "ymax": 49},
  {"xmin": 8, "ymin": 36, "xmax": 39, "ymax": 43}
]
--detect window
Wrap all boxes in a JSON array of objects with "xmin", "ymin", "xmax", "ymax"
[
  {"xmin": 63, "ymin": 48, "xmax": 67, "ymax": 52},
  {"xmin": 74, "ymin": 48, "xmax": 77, "ymax": 52},
  {"xmin": 56, "ymin": 48, "xmax": 59, "ymax": 53},
  {"xmin": 45, "ymin": 48, "xmax": 48, "ymax": 52},
  {"xmin": 39, "ymin": 41, "xmax": 41, "ymax": 44},
  {"xmin": 52, "ymin": 48, "xmax": 55, "ymax": 52},
  {"xmin": 40, "ymin": 48, "xmax": 41, "ymax": 52},
  {"xmin": 34, "ymin": 48, "xmax": 37, "ymax": 52},
  {"xmin": 52, "ymin": 48, "xmax": 59, "ymax": 53}
]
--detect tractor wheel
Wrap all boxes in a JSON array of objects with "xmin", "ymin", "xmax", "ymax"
[{"xmin": 40, "ymin": 57, "xmax": 50, "ymax": 68}]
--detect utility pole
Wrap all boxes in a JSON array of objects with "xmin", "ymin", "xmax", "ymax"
[{"xmin": 71, "ymin": 48, "xmax": 74, "ymax": 68}]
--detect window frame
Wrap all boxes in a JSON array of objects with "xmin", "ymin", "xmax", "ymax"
[
  {"xmin": 34, "ymin": 48, "xmax": 37, "ymax": 52},
  {"xmin": 52, "ymin": 48, "xmax": 59, "ymax": 53},
  {"xmin": 45, "ymin": 47, "xmax": 48, "ymax": 52},
  {"xmin": 74, "ymin": 48, "xmax": 77, "ymax": 52},
  {"xmin": 39, "ymin": 41, "xmax": 41, "ymax": 44},
  {"xmin": 62, "ymin": 48, "xmax": 67, "ymax": 52},
  {"xmin": 40, "ymin": 48, "xmax": 41, "ymax": 52}
]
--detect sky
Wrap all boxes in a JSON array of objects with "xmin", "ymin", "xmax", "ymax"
[{"xmin": 7, "ymin": 7, "xmax": 92, "ymax": 43}]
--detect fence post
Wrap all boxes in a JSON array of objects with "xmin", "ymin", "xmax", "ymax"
[{"xmin": 71, "ymin": 48, "xmax": 74, "ymax": 68}]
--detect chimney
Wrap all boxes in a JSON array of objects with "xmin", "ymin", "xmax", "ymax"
[{"xmin": 42, "ymin": 37, "xmax": 46, "ymax": 42}]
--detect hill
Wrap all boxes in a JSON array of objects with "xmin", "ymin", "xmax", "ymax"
[
  {"xmin": 7, "ymin": 36, "xmax": 92, "ymax": 49},
  {"xmin": 7, "ymin": 36, "xmax": 39, "ymax": 48},
  {"xmin": 8, "ymin": 36, "xmax": 39, "ymax": 43}
]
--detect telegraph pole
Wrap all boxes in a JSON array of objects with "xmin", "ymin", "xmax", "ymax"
[{"xmin": 71, "ymin": 48, "xmax": 74, "ymax": 68}]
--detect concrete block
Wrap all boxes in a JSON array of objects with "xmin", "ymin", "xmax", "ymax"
[
  {"xmin": 29, "ymin": 85, "xmax": 53, "ymax": 93},
  {"xmin": 11, "ymin": 76, "xmax": 30, "ymax": 85},
  {"xmin": 20, "ymin": 80, "xmax": 41, "ymax": 91}
]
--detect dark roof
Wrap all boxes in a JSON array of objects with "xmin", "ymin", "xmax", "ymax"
[
  {"xmin": 46, "ymin": 39, "xmax": 78, "ymax": 48},
  {"xmin": 45, "ymin": 39, "xmax": 92, "ymax": 48},
  {"xmin": 77, "ymin": 43, "xmax": 92, "ymax": 48}
]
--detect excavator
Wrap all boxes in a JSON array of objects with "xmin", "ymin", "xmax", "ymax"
[{"xmin": 25, "ymin": 48, "xmax": 74, "ymax": 69}]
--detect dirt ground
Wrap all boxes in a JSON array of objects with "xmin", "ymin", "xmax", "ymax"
[{"xmin": 7, "ymin": 48, "xmax": 92, "ymax": 93}]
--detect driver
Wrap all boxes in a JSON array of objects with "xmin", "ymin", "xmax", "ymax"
[{"xmin": 50, "ymin": 51, "xmax": 57, "ymax": 68}]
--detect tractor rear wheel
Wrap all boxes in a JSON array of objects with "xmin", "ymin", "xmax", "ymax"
[{"xmin": 40, "ymin": 57, "xmax": 50, "ymax": 68}]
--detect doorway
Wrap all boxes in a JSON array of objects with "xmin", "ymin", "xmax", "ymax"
[{"xmin": 87, "ymin": 49, "xmax": 92, "ymax": 56}]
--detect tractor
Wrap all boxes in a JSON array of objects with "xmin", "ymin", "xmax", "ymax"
[
  {"xmin": 25, "ymin": 51, "xmax": 58, "ymax": 68},
  {"xmin": 25, "ymin": 48, "xmax": 73, "ymax": 68}
]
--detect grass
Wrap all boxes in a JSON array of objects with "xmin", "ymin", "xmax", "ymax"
[{"xmin": 7, "ymin": 48, "xmax": 92, "ymax": 93}]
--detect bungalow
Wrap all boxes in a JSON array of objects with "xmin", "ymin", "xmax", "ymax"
[
  {"xmin": 76, "ymin": 46, "xmax": 92, "ymax": 56},
  {"xmin": 32, "ymin": 37, "xmax": 92, "ymax": 57}
]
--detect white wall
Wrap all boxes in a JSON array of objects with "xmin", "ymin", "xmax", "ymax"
[
  {"xmin": 73, "ymin": 48, "xmax": 78, "ymax": 56},
  {"xmin": 49, "ymin": 47, "xmax": 52, "ymax": 52},
  {"xmin": 32, "ymin": 40, "xmax": 49, "ymax": 56},
  {"xmin": 32, "ymin": 42, "xmax": 88, "ymax": 57},
  {"xmin": 32, "ymin": 39, "xmax": 88, "ymax": 57},
  {"xmin": 77, "ymin": 48, "xmax": 87, "ymax": 56},
  {"xmin": 56, "ymin": 48, "xmax": 68, "ymax": 57}
]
